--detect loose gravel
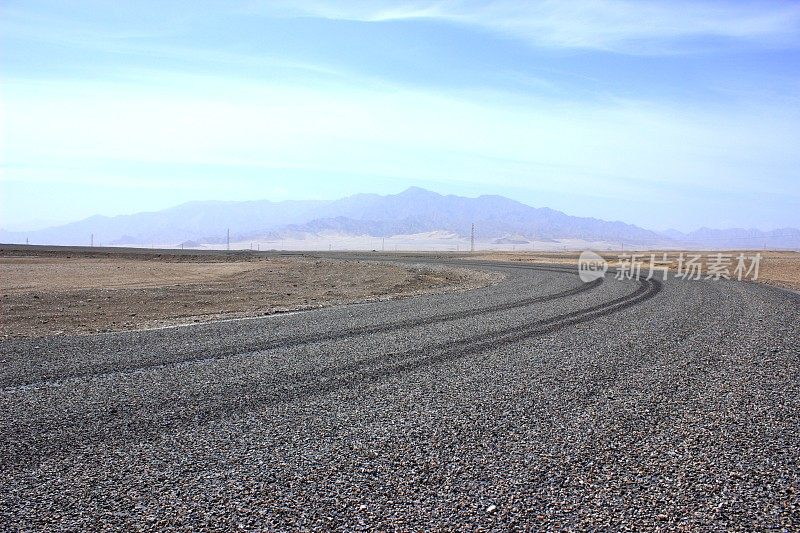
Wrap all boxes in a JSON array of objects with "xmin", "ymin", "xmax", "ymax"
[{"xmin": 0, "ymin": 257, "xmax": 798, "ymax": 531}]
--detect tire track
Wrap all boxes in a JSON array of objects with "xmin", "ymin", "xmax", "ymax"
[
  {"xmin": 2, "ymin": 265, "xmax": 601, "ymax": 389},
  {"xmin": 246, "ymin": 276, "xmax": 662, "ymax": 408},
  {"xmin": 1, "ymin": 277, "xmax": 661, "ymax": 467}
]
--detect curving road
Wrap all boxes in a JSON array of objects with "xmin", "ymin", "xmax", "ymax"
[{"xmin": 1, "ymin": 256, "xmax": 798, "ymax": 530}]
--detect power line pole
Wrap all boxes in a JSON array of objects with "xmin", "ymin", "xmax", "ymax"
[
  {"xmin": 470, "ymin": 223, "xmax": 475, "ymax": 253},
  {"xmin": 90, "ymin": 233, "xmax": 94, "ymax": 247},
  {"xmin": 226, "ymin": 228, "xmax": 230, "ymax": 251}
]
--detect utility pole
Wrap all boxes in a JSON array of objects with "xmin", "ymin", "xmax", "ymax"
[
  {"xmin": 91, "ymin": 233, "xmax": 94, "ymax": 247},
  {"xmin": 470, "ymin": 223, "xmax": 475, "ymax": 253},
  {"xmin": 382, "ymin": 238, "xmax": 385, "ymax": 252},
  {"xmin": 226, "ymin": 228, "xmax": 230, "ymax": 251},
  {"xmin": 25, "ymin": 237, "xmax": 29, "ymax": 245}
]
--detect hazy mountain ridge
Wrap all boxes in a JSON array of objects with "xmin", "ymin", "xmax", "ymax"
[
  {"xmin": 1, "ymin": 187, "xmax": 798, "ymax": 248},
  {"xmin": 661, "ymin": 227, "xmax": 800, "ymax": 249},
  {"xmin": 252, "ymin": 187, "xmax": 668, "ymax": 244},
  {"xmin": 0, "ymin": 199, "xmax": 327, "ymax": 246}
]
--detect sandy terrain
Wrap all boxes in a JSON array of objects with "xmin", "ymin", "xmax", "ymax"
[
  {"xmin": 0, "ymin": 249, "xmax": 490, "ymax": 338},
  {"xmin": 145, "ymin": 236, "xmax": 628, "ymax": 253},
  {"xmin": 471, "ymin": 250, "xmax": 800, "ymax": 291}
]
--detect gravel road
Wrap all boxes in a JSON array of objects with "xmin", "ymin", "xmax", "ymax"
[{"xmin": 1, "ymin": 256, "xmax": 798, "ymax": 531}]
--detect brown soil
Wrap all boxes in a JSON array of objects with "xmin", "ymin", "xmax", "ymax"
[
  {"xmin": 471, "ymin": 250, "xmax": 800, "ymax": 292},
  {"xmin": 0, "ymin": 249, "xmax": 488, "ymax": 338}
]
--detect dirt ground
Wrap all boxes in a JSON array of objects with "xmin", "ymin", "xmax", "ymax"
[
  {"xmin": 472, "ymin": 250, "xmax": 800, "ymax": 292},
  {"xmin": 0, "ymin": 249, "xmax": 489, "ymax": 338}
]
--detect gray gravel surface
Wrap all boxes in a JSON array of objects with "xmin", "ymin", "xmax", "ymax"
[{"xmin": 1, "ymin": 256, "xmax": 798, "ymax": 531}]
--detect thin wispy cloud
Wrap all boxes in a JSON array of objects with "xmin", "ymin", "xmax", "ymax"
[{"xmin": 271, "ymin": 0, "xmax": 800, "ymax": 53}]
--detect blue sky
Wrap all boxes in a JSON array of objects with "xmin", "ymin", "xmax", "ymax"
[{"xmin": 1, "ymin": 0, "xmax": 799, "ymax": 232}]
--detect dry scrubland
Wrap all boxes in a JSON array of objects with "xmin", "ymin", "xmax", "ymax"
[
  {"xmin": 473, "ymin": 250, "xmax": 800, "ymax": 292},
  {"xmin": 2, "ymin": 247, "xmax": 796, "ymax": 339},
  {"xmin": 0, "ymin": 249, "xmax": 488, "ymax": 338}
]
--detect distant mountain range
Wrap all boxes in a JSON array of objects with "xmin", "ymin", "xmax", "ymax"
[
  {"xmin": 1, "ymin": 187, "xmax": 798, "ymax": 249},
  {"xmin": 656, "ymin": 227, "xmax": 800, "ymax": 249}
]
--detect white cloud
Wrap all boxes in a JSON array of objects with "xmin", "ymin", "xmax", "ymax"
[{"xmin": 265, "ymin": 0, "xmax": 800, "ymax": 53}]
